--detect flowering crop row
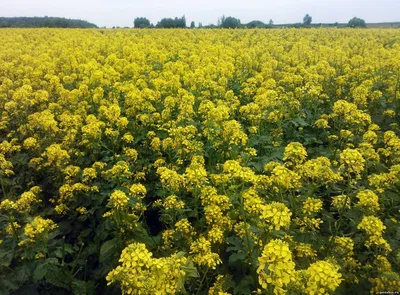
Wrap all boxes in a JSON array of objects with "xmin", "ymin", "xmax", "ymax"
[{"xmin": 0, "ymin": 28, "xmax": 399, "ymax": 294}]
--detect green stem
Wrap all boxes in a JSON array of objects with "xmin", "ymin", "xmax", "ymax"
[
  {"xmin": 70, "ymin": 242, "xmax": 84, "ymax": 278},
  {"xmin": 0, "ymin": 177, "xmax": 6, "ymax": 197},
  {"xmin": 195, "ymin": 267, "xmax": 209, "ymax": 295},
  {"xmin": 194, "ymin": 190, "xmax": 199, "ymax": 222},
  {"xmin": 7, "ymin": 211, "xmax": 20, "ymax": 241},
  {"xmin": 324, "ymin": 178, "xmax": 352, "ymax": 256},
  {"xmin": 1, "ymin": 178, "xmax": 19, "ymax": 241},
  {"xmin": 240, "ymin": 192, "xmax": 253, "ymax": 263}
]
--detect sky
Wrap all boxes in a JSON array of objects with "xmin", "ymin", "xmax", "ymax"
[{"xmin": 1, "ymin": 0, "xmax": 399, "ymax": 28}]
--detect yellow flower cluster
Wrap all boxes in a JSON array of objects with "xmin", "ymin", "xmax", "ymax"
[
  {"xmin": 331, "ymin": 195, "xmax": 351, "ymax": 210},
  {"xmin": 19, "ymin": 216, "xmax": 56, "ymax": 245},
  {"xmin": 339, "ymin": 148, "xmax": 365, "ymax": 179},
  {"xmin": 0, "ymin": 153, "xmax": 14, "ymax": 176},
  {"xmin": 129, "ymin": 184, "xmax": 147, "ymax": 199},
  {"xmin": 199, "ymin": 187, "xmax": 232, "ymax": 244},
  {"xmin": 110, "ymin": 190, "xmax": 129, "ymax": 209},
  {"xmin": 184, "ymin": 155, "xmax": 208, "ymax": 190},
  {"xmin": 268, "ymin": 164, "xmax": 301, "ymax": 191},
  {"xmin": 302, "ymin": 197, "xmax": 323, "ymax": 215},
  {"xmin": 305, "ymin": 261, "xmax": 342, "ymax": 295},
  {"xmin": 295, "ymin": 216, "xmax": 323, "ymax": 233},
  {"xmin": 370, "ymin": 273, "xmax": 400, "ymax": 294},
  {"xmin": 357, "ymin": 216, "xmax": 391, "ymax": 251},
  {"xmin": 157, "ymin": 167, "xmax": 185, "ymax": 192},
  {"xmin": 295, "ymin": 243, "xmax": 317, "ymax": 259},
  {"xmin": 208, "ymin": 275, "xmax": 231, "ymax": 295},
  {"xmin": 163, "ymin": 195, "xmax": 185, "ymax": 210},
  {"xmin": 283, "ymin": 142, "xmax": 308, "ymax": 166},
  {"xmin": 0, "ymin": 186, "xmax": 42, "ymax": 213},
  {"xmin": 221, "ymin": 160, "xmax": 257, "ymax": 184},
  {"xmin": 331, "ymin": 236, "xmax": 354, "ymax": 257},
  {"xmin": 300, "ymin": 157, "xmax": 342, "ymax": 184},
  {"xmin": 174, "ymin": 218, "xmax": 193, "ymax": 235},
  {"xmin": 106, "ymin": 243, "xmax": 190, "ymax": 295},
  {"xmin": 260, "ymin": 202, "xmax": 292, "ymax": 231},
  {"xmin": 355, "ymin": 190, "xmax": 380, "ymax": 212},
  {"xmin": 257, "ymin": 239, "xmax": 295, "ymax": 294},
  {"xmin": 190, "ymin": 236, "xmax": 222, "ymax": 269},
  {"xmin": 102, "ymin": 161, "xmax": 132, "ymax": 180}
]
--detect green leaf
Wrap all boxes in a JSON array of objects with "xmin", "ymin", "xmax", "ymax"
[
  {"xmin": 0, "ymin": 278, "xmax": 18, "ymax": 292},
  {"xmin": 33, "ymin": 264, "xmax": 48, "ymax": 282},
  {"xmin": 54, "ymin": 249, "xmax": 63, "ymax": 258},
  {"xmin": 0, "ymin": 250, "xmax": 13, "ymax": 267},
  {"xmin": 181, "ymin": 265, "xmax": 199, "ymax": 278},
  {"xmin": 229, "ymin": 252, "xmax": 246, "ymax": 264},
  {"xmin": 248, "ymin": 161, "xmax": 264, "ymax": 173},
  {"xmin": 233, "ymin": 275, "xmax": 253, "ymax": 295},
  {"xmin": 45, "ymin": 265, "xmax": 70, "ymax": 290},
  {"xmin": 291, "ymin": 117, "xmax": 309, "ymax": 127},
  {"xmin": 34, "ymin": 258, "xmax": 59, "ymax": 282},
  {"xmin": 181, "ymin": 259, "xmax": 199, "ymax": 278},
  {"xmin": 15, "ymin": 265, "xmax": 31, "ymax": 283},
  {"xmin": 72, "ymin": 280, "xmax": 87, "ymax": 295},
  {"xmin": 0, "ymin": 214, "xmax": 10, "ymax": 224},
  {"xmin": 99, "ymin": 238, "xmax": 119, "ymax": 263},
  {"xmin": 270, "ymin": 230, "xmax": 286, "ymax": 238},
  {"xmin": 226, "ymin": 236, "xmax": 242, "ymax": 252},
  {"xmin": 131, "ymin": 226, "xmax": 157, "ymax": 246}
]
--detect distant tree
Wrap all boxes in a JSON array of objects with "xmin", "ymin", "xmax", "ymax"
[
  {"xmin": 246, "ymin": 20, "xmax": 265, "ymax": 28},
  {"xmin": 176, "ymin": 15, "xmax": 186, "ymax": 28},
  {"xmin": 156, "ymin": 18, "xmax": 175, "ymax": 28},
  {"xmin": 190, "ymin": 21, "xmax": 195, "ymax": 28},
  {"xmin": 198, "ymin": 22, "xmax": 203, "ymax": 28},
  {"xmin": 348, "ymin": 17, "xmax": 366, "ymax": 28},
  {"xmin": 156, "ymin": 16, "xmax": 186, "ymax": 28},
  {"xmin": 218, "ymin": 15, "xmax": 226, "ymax": 27},
  {"xmin": 269, "ymin": 19, "xmax": 274, "ymax": 26},
  {"xmin": 303, "ymin": 14, "xmax": 312, "ymax": 25},
  {"xmin": 221, "ymin": 16, "xmax": 241, "ymax": 28},
  {"xmin": 134, "ymin": 17, "xmax": 151, "ymax": 28},
  {"xmin": 291, "ymin": 23, "xmax": 303, "ymax": 28},
  {"xmin": 0, "ymin": 16, "xmax": 97, "ymax": 28}
]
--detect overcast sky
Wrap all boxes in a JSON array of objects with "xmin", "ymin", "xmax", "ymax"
[{"xmin": 1, "ymin": 0, "xmax": 399, "ymax": 27}]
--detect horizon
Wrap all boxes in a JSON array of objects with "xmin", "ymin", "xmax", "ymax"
[{"xmin": 1, "ymin": 0, "xmax": 399, "ymax": 28}]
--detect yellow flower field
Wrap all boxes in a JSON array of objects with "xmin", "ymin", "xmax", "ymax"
[{"xmin": 0, "ymin": 28, "xmax": 399, "ymax": 294}]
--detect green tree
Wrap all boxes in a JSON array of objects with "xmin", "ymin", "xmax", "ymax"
[
  {"xmin": 0, "ymin": 16, "xmax": 97, "ymax": 28},
  {"xmin": 269, "ymin": 19, "xmax": 274, "ymax": 27},
  {"xmin": 221, "ymin": 16, "xmax": 241, "ymax": 28},
  {"xmin": 134, "ymin": 17, "xmax": 151, "ymax": 28},
  {"xmin": 217, "ymin": 15, "xmax": 225, "ymax": 26},
  {"xmin": 156, "ymin": 18, "xmax": 175, "ymax": 28},
  {"xmin": 156, "ymin": 16, "xmax": 186, "ymax": 28},
  {"xmin": 176, "ymin": 15, "xmax": 186, "ymax": 28},
  {"xmin": 303, "ymin": 14, "xmax": 312, "ymax": 25},
  {"xmin": 246, "ymin": 20, "xmax": 265, "ymax": 28},
  {"xmin": 348, "ymin": 17, "xmax": 366, "ymax": 28},
  {"xmin": 190, "ymin": 21, "xmax": 195, "ymax": 28}
]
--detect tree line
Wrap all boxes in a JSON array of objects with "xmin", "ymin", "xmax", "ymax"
[
  {"xmin": 134, "ymin": 15, "xmax": 367, "ymax": 29},
  {"xmin": 0, "ymin": 15, "xmax": 367, "ymax": 29},
  {"xmin": 0, "ymin": 17, "xmax": 97, "ymax": 28}
]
